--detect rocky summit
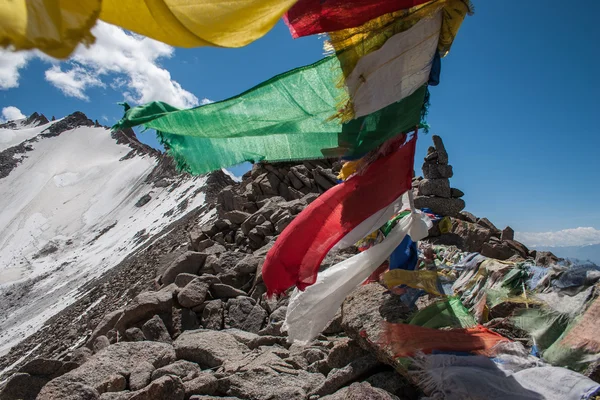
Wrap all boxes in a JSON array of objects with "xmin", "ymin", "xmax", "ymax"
[{"xmin": 1, "ymin": 122, "xmax": 593, "ymax": 400}]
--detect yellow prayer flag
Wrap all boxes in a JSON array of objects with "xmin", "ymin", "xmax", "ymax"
[{"xmin": 383, "ymin": 269, "xmax": 445, "ymax": 296}]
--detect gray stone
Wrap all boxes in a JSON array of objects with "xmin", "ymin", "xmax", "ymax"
[
  {"xmin": 365, "ymin": 371, "xmax": 416, "ymax": 399},
  {"xmin": 211, "ymin": 283, "xmax": 247, "ymax": 299},
  {"xmin": 201, "ymin": 299, "xmax": 225, "ymax": 330},
  {"xmin": 241, "ymin": 212, "xmax": 267, "ymax": 235},
  {"xmin": 114, "ymin": 290, "xmax": 173, "ymax": 332},
  {"xmin": 98, "ymin": 392, "xmax": 133, "ymax": 400},
  {"xmin": 275, "ymin": 214, "xmax": 293, "ymax": 233},
  {"xmin": 221, "ymin": 368, "xmax": 324, "ymax": 400},
  {"xmin": 19, "ymin": 358, "xmax": 63, "ymax": 376},
  {"xmin": 129, "ymin": 361, "xmax": 154, "ymax": 391},
  {"xmin": 226, "ymin": 297, "xmax": 267, "ymax": 333},
  {"xmin": 161, "ymin": 252, "xmax": 207, "ymax": 285},
  {"xmin": 177, "ymin": 279, "xmax": 210, "ymax": 309},
  {"xmin": 124, "ymin": 328, "xmax": 145, "ymax": 342},
  {"xmin": 93, "ymin": 336, "xmax": 111, "ymax": 353},
  {"xmin": 413, "ymin": 195, "xmax": 465, "ymax": 217},
  {"xmin": 38, "ymin": 342, "xmax": 176, "ymax": 397},
  {"xmin": 535, "ymin": 250, "xmax": 560, "ymax": 266},
  {"xmin": 448, "ymin": 218, "xmax": 493, "ymax": 253},
  {"xmin": 151, "ymin": 360, "xmax": 202, "ymax": 382},
  {"xmin": 418, "ymin": 178, "xmax": 451, "ymax": 198},
  {"xmin": 129, "ymin": 376, "xmax": 184, "ymax": 400},
  {"xmin": 172, "ymin": 307, "xmax": 201, "ymax": 334},
  {"xmin": 323, "ymin": 310, "xmax": 343, "ymax": 335},
  {"xmin": 247, "ymin": 228, "xmax": 265, "ymax": 246},
  {"xmin": 422, "ymin": 163, "xmax": 453, "ymax": 179},
  {"xmin": 189, "ymin": 396, "xmax": 241, "ymax": 400},
  {"xmin": 87, "ymin": 310, "xmax": 124, "ymax": 347},
  {"xmin": 196, "ymin": 239, "xmax": 215, "ymax": 252},
  {"xmin": 310, "ymin": 355, "xmax": 381, "ymax": 396},
  {"xmin": 477, "ymin": 217, "xmax": 500, "ymax": 234},
  {"xmin": 174, "ymin": 273, "xmax": 198, "ymax": 288},
  {"xmin": 201, "ymin": 244, "xmax": 227, "ymax": 255},
  {"xmin": 174, "ymin": 330, "xmax": 249, "ymax": 368},
  {"xmin": 481, "ymin": 240, "xmax": 517, "ymax": 261},
  {"xmin": 0, "ymin": 372, "xmax": 49, "ymax": 400},
  {"xmin": 451, "ymin": 187, "xmax": 465, "ymax": 198},
  {"xmin": 502, "ymin": 226, "xmax": 515, "ymax": 241},
  {"xmin": 326, "ymin": 339, "xmax": 368, "ymax": 369},
  {"xmin": 320, "ymin": 382, "xmax": 400, "ymax": 400},
  {"xmin": 36, "ymin": 380, "xmax": 101, "ymax": 400},
  {"xmin": 71, "ymin": 347, "xmax": 93, "ymax": 365},
  {"xmin": 224, "ymin": 210, "xmax": 251, "ymax": 225},
  {"xmin": 183, "ymin": 373, "xmax": 218, "ymax": 397},
  {"xmin": 459, "ymin": 210, "xmax": 478, "ymax": 223},
  {"xmin": 432, "ymin": 135, "xmax": 448, "ymax": 164},
  {"xmin": 142, "ymin": 315, "xmax": 172, "ymax": 344},
  {"xmin": 505, "ymin": 240, "xmax": 529, "ymax": 259}
]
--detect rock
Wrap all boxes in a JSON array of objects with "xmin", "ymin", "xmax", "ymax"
[
  {"xmin": 129, "ymin": 376, "xmax": 185, "ymax": 400},
  {"xmin": 172, "ymin": 307, "xmax": 201, "ymax": 334},
  {"xmin": 201, "ymin": 300, "xmax": 225, "ymax": 330},
  {"xmin": 320, "ymin": 382, "xmax": 400, "ymax": 400},
  {"xmin": 124, "ymin": 328, "xmax": 145, "ymax": 342},
  {"xmin": 326, "ymin": 339, "xmax": 369, "ymax": 369},
  {"xmin": 323, "ymin": 310, "xmax": 344, "ymax": 335},
  {"xmin": 161, "ymin": 252, "xmax": 207, "ymax": 285},
  {"xmin": 87, "ymin": 310, "xmax": 124, "ymax": 347},
  {"xmin": 275, "ymin": 214, "xmax": 293, "ymax": 233},
  {"xmin": 151, "ymin": 360, "xmax": 202, "ymax": 382},
  {"xmin": 174, "ymin": 330, "xmax": 249, "ymax": 368},
  {"xmin": 432, "ymin": 135, "xmax": 448, "ymax": 164},
  {"xmin": 224, "ymin": 210, "xmax": 251, "ymax": 225},
  {"xmin": 309, "ymin": 355, "xmax": 381, "ymax": 396},
  {"xmin": 37, "ymin": 380, "xmax": 101, "ymax": 400},
  {"xmin": 0, "ymin": 372, "xmax": 49, "ymax": 400},
  {"xmin": 459, "ymin": 211, "xmax": 478, "ymax": 223},
  {"xmin": 135, "ymin": 193, "xmax": 151, "ymax": 207},
  {"xmin": 365, "ymin": 370, "xmax": 417, "ymax": 399},
  {"xmin": 189, "ymin": 397, "xmax": 241, "ymax": 400},
  {"xmin": 505, "ymin": 240, "xmax": 529, "ymax": 259},
  {"xmin": 247, "ymin": 228, "xmax": 265, "ymax": 247},
  {"xmin": 197, "ymin": 274, "xmax": 221, "ymax": 285},
  {"xmin": 341, "ymin": 284, "xmax": 411, "ymax": 370},
  {"xmin": 98, "ymin": 392, "xmax": 133, "ymax": 400},
  {"xmin": 183, "ymin": 373, "xmax": 218, "ymax": 397},
  {"xmin": 413, "ymin": 195, "xmax": 465, "ymax": 217},
  {"xmin": 71, "ymin": 347, "xmax": 93, "ymax": 365},
  {"xmin": 450, "ymin": 187, "xmax": 464, "ymax": 198},
  {"xmin": 129, "ymin": 361, "xmax": 154, "ymax": 391},
  {"xmin": 418, "ymin": 178, "xmax": 451, "ymax": 198},
  {"xmin": 422, "ymin": 163, "xmax": 453, "ymax": 179},
  {"xmin": 501, "ymin": 226, "xmax": 515, "ymax": 241},
  {"xmin": 226, "ymin": 297, "xmax": 267, "ymax": 333},
  {"xmin": 481, "ymin": 240, "xmax": 516, "ymax": 261},
  {"xmin": 94, "ymin": 336, "xmax": 111, "ymax": 353},
  {"xmin": 114, "ymin": 290, "xmax": 173, "ymax": 332},
  {"xmin": 19, "ymin": 358, "xmax": 63, "ymax": 376},
  {"xmin": 448, "ymin": 218, "xmax": 492, "ymax": 253},
  {"xmin": 477, "ymin": 217, "xmax": 500, "ymax": 233},
  {"xmin": 535, "ymin": 251, "xmax": 560, "ymax": 266},
  {"xmin": 38, "ymin": 342, "xmax": 176, "ymax": 397},
  {"xmin": 241, "ymin": 213, "xmax": 267, "ymax": 236},
  {"xmin": 211, "ymin": 283, "xmax": 247, "ymax": 299},
  {"xmin": 174, "ymin": 273, "xmax": 198, "ymax": 288},
  {"xmin": 177, "ymin": 279, "xmax": 210, "ymax": 309},
  {"xmin": 222, "ymin": 328, "xmax": 260, "ymax": 347},
  {"xmin": 142, "ymin": 315, "xmax": 172, "ymax": 344},
  {"xmin": 201, "ymin": 244, "xmax": 227, "ymax": 256},
  {"xmin": 221, "ymin": 368, "xmax": 324, "ymax": 400}
]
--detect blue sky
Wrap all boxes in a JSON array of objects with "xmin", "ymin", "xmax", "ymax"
[{"xmin": 1, "ymin": 0, "xmax": 599, "ymax": 247}]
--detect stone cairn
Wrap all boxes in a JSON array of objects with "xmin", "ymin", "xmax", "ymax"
[{"xmin": 413, "ymin": 135, "xmax": 466, "ymax": 217}]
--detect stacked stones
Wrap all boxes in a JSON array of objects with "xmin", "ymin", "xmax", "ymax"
[{"xmin": 413, "ymin": 135, "xmax": 466, "ymax": 217}]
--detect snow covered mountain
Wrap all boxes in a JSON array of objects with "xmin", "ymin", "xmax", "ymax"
[{"xmin": 0, "ymin": 112, "xmax": 211, "ymax": 356}]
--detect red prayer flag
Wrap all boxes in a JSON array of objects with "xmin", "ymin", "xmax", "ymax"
[
  {"xmin": 284, "ymin": 0, "xmax": 430, "ymax": 38},
  {"xmin": 262, "ymin": 134, "xmax": 417, "ymax": 296}
]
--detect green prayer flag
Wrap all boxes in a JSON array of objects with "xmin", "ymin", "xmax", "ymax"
[
  {"xmin": 114, "ymin": 56, "xmax": 425, "ymax": 174},
  {"xmin": 409, "ymin": 297, "xmax": 476, "ymax": 329}
]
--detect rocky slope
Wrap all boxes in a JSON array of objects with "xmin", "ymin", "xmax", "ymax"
[{"xmin": 0, "ymin": 132, "xmax": 565, "ymax": 399}]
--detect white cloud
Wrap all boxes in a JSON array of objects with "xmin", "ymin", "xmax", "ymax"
[
  {"xmin": 0, "ymin": 106, "xmax": 26, "ymax": 122},
  {"xmin": 0, "ymin": 22, "xmax": 199, "ymax": 108},
  {"xmin": 0, "ymin": 49, "xmax": 31, "ymax": 90},
  {"xmin": 45, "ymin": 65, "xmax": 104, "ymax": 100},
  {"xmin": 516, "ymin": 227, "xmax": 600, "ymax": 247}
]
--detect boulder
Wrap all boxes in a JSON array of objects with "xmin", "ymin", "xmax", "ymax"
[
  {"xmin": 183, "ymin": 373, "xmax": 218, "ymax": 397},
  {"xmin": 418, "ymin": 178, "xmax": 451, "ymax": 198},
  {"xmin": 326, "ymin": 339, "xmax": 369, "ymax": 369},
  {"xmin": 161, "ymin": 252, "xmax": 207, "ymax": 285},
  {"xmin": 114, "ymin": 290, "xmax": 173, "ymax": 332},
  {"xmin": 71, "ymin": 348, "xmax": 93, "ymax": 365},
  {"xmin": 459, "ymin": 211, "xmax": 478, "ymax": 223},
  {"xmin": 201, "ymin": 300, "xmax": 225, "ymax": 330},
  {"xmin": 309, "ymin": 355, "xmax": 381, "ymax": 397},
  {"xmin": 98, "ymin": 392, "xmax": 133, "ymax": 400},
  {"xmin": 19, "ymin": 358, "xmax": 64, "ymax": 376},
  {"xmin": 535, "ymin": 251, "xmax": 560, "ymax": 266},
  {"xmin": 224, "ymin": 210, "xmax": 251, "ymax": 225},
  {"xmin": 129, "ymin": 376, "xmax": 184, "ymax": 400},
  {"xmin": 477, "ymin": 217, "xmax": 500, "ymax": 234},
  {"xmin": 36, "ymin": 380, "xmax": 101, "ymax": 400},
  {"xmin": 450, "ymin": 188, "xmax": 464, "ymax": 198},
  {"xmin": 226, "ymin": 297, "xmax": 267, "ymax": 333},
  {"xmin": 174, "ymin": 330, "xmax": 249, "ymax": 368},
  {"xmin": 87, "ymin": 310, "xmax": 124, "ymax": 347},
  {"xmin": 0, "ymin": 372, "xmax": 50, "ymax": 400},
  {"xmin": 422, "ymin": 163, "xmax": 453, "ymax": 179},
  {"xmin": 501, "ymin": 226, "xmax": 515, "ymax": 241},
  {"xmin": 174, "ymin": 273, "xmax": 198, "ymax": 288},
  {"xmin": 201, "ymin": 244, "xmax": 227, "ymax": 256},
  {"xmin": 221, "ymin": 368, "xmax": 324, "ymax": 400},
  {"xmin": 481, "ymin": 240, "xmax": 517, "ymax": 261},
  {"xmin": 151, "ymin": 360, "xmax": 202, "ymax": 382},
  {"xmin": 320, "ymin": 382, "xmax": 400, "ymax": 400},
  {"xmin": 124, "ymin": 328, "xmax": 145, "ymax": 342},
  {"xmin": 432, "ymin": 135, "xmax": 448, "ymax": 164},
  {"xmin": 365, "ymin": 370, "xmax": 417, "ymax": 399},
  {"xmin": 142, "ymin": 315, "xmax": 172, "ymax": 344},
  {"xmin": 413, "ymin": 195, "xmax": 465, "ymax": 217},
  {"xmin": 177, "ymin": 279, "xmax": 210, "ymax": 309},
  {"xmin": 449, "ymin": 218, "xmax": 492, "ymax": 253},
  {"xmin": 505, "ymin": 240, "xmax": 529, "ymax": 259},
  {"xmin": 93, "ymin": 336, "xmax": 111, "ymax": 353},
  {"xmin": 129, "ymin": 361, "xmax": 154, "ymax": 391},
  {"xmin": 38, "ymin": 342, "xmax": 176, "ymax": 397},
  {"xmin": 172, "ymin": 307, "xmax": 201, "ymax": 334},
  {"xmin": 211, "ymin": 283, "xmax": 247, "ymax": 299}
]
